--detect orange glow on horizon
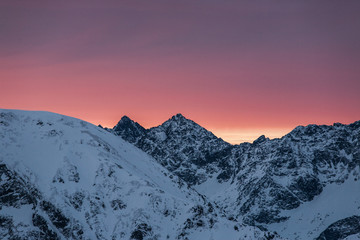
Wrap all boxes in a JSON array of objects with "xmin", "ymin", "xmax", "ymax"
[
  {"xmin": 211, "ymin": 128, "xmax": 293, "ymax": 144},
  {"xmin": 1, "ymin": 1, "xmax": 359, "ymax": 140},
  {"xmin": 1, "ymin": 106, "xmax": 359, "ymax": 145}
]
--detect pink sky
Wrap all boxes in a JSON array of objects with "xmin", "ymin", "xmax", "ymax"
[{"xmin": 1, "ymin": 1, "xmax": 360, "ymax": 143}]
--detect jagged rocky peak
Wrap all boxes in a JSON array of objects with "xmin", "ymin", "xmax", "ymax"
[
  {"xmin": 113, "ymin": 112, "xmax": 226, "ymax": 145},
  {"xmin": 150, "ymin": 114, "xmax": 229, "ymax": 151},
  {"xmin": 253, "ymin": 135, "xmax": 268, "ymax": 144},
  {"xmin": 159, "ymin": 113, "xmax": 221, "ymax": 140},
  {"xmin": 119, "ymin": 115, "xmax": 132, "ymax": 123},
  {"xmin": 171, "ymin": 113, "xmax": 187, "ymax": 121},
  {"xmin": 114, "ymin": 115, "xmax": 136, "ymax": 128},
  {"xmin": 161, "ymin": 113, "xmax": 197, "ymax": 128},
  {"xmin": 173, "ymin": 113, "xmax": 186, "ymax": 119},
  {"xmin": 112, "ymin": 115, "xmax": 146, "ymax": 143}
]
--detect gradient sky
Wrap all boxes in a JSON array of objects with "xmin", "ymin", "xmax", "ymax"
[{"xmin": 1, "ymin": 1, "xmax": 360, "ymax": 143}]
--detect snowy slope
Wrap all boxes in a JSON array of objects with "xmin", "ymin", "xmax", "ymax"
[{"xmin": 0, "ymin": 109, "xmax": 275, "ymax": 240}]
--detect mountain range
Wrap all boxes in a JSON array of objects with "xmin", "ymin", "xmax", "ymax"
[
  {"xmin": 105, "ymin": 113, "xmax": 360, "ymax": 240},
  {"xmin": 1, "ymin": 109, "xmax": 359, "ymax": 239}
]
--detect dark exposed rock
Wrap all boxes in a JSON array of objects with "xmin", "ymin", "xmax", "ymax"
[
  {"xmin": 0, "ymin": 164, "xmax": 39, "ymax": 208},
  {"xmin": 113, "ymin": 116, "xmax": 147, "ymax": 144},
  {"xmin": 0, "ymin": 216, "xmax": 15, "ymax": 239},
  {"xmin": 316, "ymin": 216, "xmax": 360, "ymax": 240},
  {"xmin": 32, "ymin": 213, "xmax": 60, "ymax": 240},
  {"xmin": 0, "ymin": 163, "xmax": 85, "ymax": 239},
  {"xmin": 130, "ymin": 223, "xmax": 152, "ymax": 240},
  {"xmin": 40, "ymin": 201, "xmax": 69, "ymax": 229},
  {"xmin": 111, "ymin": 199, "xmax": 127, "ymax": 210},
  {"xmin": 253, "ymin": 135, "xmax": 268, "ymax": 145},
  {"xmin": 70, "ymin": 191, "xmax": 85, "ymax": 210},
  {"xmin": 288, "ymin": 175, "xmax": 323, "ymax": 202}
]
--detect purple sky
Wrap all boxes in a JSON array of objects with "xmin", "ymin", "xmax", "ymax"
[{"xmin": 1, "ymin": 1, "xmax": 360, "ymax": 143}]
